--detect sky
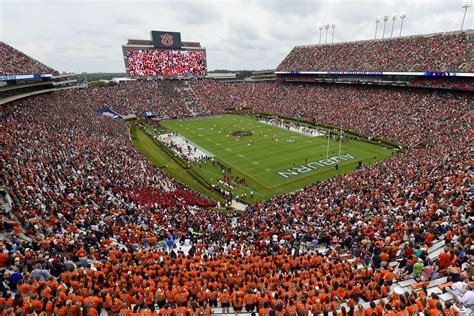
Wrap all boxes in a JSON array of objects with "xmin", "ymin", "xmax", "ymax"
[{"xmin": 1, "ymin": 0, "xmax": 472, "ymax": 73}]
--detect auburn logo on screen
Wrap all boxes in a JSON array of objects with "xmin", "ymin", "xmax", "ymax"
[{"xmin": 161, "ymin": 34, "xmax": 174, "ymax": 46}]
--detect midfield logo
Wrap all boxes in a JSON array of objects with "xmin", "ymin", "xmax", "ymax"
[{"xmin": 277, "ymin": 153, "xmax": 355, "ymax": 179}]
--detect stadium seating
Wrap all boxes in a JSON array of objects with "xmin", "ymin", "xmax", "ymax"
[
  {"xmin": 188, "ymin": 80, "xmax": 472, "ymax": 146},
  {"xmin": 0, "ymin": 36, "xmax": 472, "ymax": 315},
  {"xmin": 0, "ymin": 42, "xmax": 58, "ymax": 76},
  {"xmin": 277, "ymin": 31, "xmax": 474, "ymax": 72}
]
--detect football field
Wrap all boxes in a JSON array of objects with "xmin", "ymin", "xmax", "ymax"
[{"xmin": 156, "ymin": 114, "xmax": 395, "ymax": 203}]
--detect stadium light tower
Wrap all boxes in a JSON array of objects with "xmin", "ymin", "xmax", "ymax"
[
  {"xmin": 325, "ymin": 24, "xmax": 330, "ymax": 44},
  {"xmin": 331, "ymin": 24, "xmax": 336, "ymax": 43},
  {"xmin": 319, "ymin": 26, "xmax": 324, "ymax": 44},
  {"xmin": 390, "ymin": 14, "xmax": 397, "ymax": 38},
  {"xmin": 461, "ymin": 0, "xmax": 472, "ymax": 30},
  {"xmin": 375, "ymin": 17, "xmax": 381, "ymax": 39},
  {"xmin": 399, "ymin": 13, "xmax": 406, "ymax": 36},
  {"xmin": 382, "ymin": 16, "xmax": 389, "ymax": 39}
]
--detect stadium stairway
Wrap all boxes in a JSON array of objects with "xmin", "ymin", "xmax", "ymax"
[
  {"xmin": 178, "ymin": 81, "xmax": 210, "ymax": 116},
  {"xmin": 427, "ymin": 239, "xmax": 446, "ymax": 261}
]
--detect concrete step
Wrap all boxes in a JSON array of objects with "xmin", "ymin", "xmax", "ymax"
[
  {"xmin": 428, "ymin": 247, "xmax": 444, "ymax": 261},
  {"xmin": 428, "ymin": 276, "xmax": 448, "ymax": 288},
  {"xmin": 396, "ymin": 278, "xmax": 417, "ymax": 288},
  {"xmin": 211, "ymin": 306, "xmax": 253, "ymax": 315},
  {"xmin": 428, "ymin": 240, "xmax": 445, "ymax": 254},
  {"xmin": 439, "ymin": 292, "xmax": 454, "ymax": 302},
  {"xmin": 426, "ymin": 287, "xmax": 443, "ymax": 296}
]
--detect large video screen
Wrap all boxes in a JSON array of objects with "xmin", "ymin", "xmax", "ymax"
[{"xmin": 126, "ymin": 49, "xmax": 207, "ymax": 77}]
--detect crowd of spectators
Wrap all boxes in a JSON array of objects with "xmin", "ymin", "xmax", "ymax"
[
  {"xmin": 410, "ymin": 78, "xmax": 473, "ymax": 91},
  {"xmin": 83, "ymin": 80, "xmax": 191, "ymax": 119},
  {"xmin": 0, "ymin": 42, "xmax": 58, "ymax": 76},
  {"xmin": 274, "ymin": 75, "xmax": 474, "ymax": 92},
  {"xmin": 1, "ymin": 32, "xmax": 473, "ymax": 315},
  {"xmin": 114, "ymin": 187, "xmax": 216, "ymax": 208},
  {"xmin": 189, "ymin": 80, "xmax": 472, "ymax": 147},
  {"xmin": 127, "ymin": 49, "xmax": 207, "ymax": 78},
  {"xmin": 277, "ymin": 31, "xmax": 473, "ymax": 73},
  {"xmin": 0, "ymin": 78, "xmax": 472, "ymax": 315}
]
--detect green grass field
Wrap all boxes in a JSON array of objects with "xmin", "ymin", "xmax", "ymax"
[
  {"xmin": 139, "ymin": 114, "xmax": 395, "ymax": 203},
  {"xmin": 130, "ymin": 125, "xmax": 225, "ymax": 203}
]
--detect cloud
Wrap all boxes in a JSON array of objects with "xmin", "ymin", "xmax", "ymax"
[
  {"xmin": 114, "ymin": 16, "xmax": 144, "ymax": 26},
  {"xmin": 253, "ymin": 0, "xmax": 323, "ymax": 17},
  {"xmin": 175, "ymin": 1, "xmax": 223, "ymax": 25}
]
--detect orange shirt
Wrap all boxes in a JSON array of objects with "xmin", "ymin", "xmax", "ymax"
[
  {"xmin": 32, "ymin": 299, "xmax": 43, "ymax": 312},
  {"xmin": 102, "ymin": 295, "xmax": 113, "ymax": 309},
  {"xmin": 243, "ymin": 293, "xmax": 256, "ymax": 305},
  {"xmin": 0, "ymin": 252, "xmax": 8, "ymax": 267},
  {"xmin": 18, "ymin": 284, "xmax": 30, "ymax": 295},
  {"xmin": 232, "ymin": 297, "xmax": 243, "ymax": 308},
  {"xmin": 201, "ymin": 306, "xmax": 211, "ymax": 316},
  {"xmin": 188, "ymin": 308, "xmax": 201, "ymax": 316},
  {"xmin": 427, "ymin": 298, "xmax": 439, "ymax": 309},
  {"xmin": 111, "ymin": 299, "xmax": 123, "ymax": 313},
  {"xmin": 174, "ymin": 306, "xmax": 188, "ymax": 316},
  {"xmin": 206, "ymin": 290, "xmax": 217, "ymax": 301},
  {"xmin": 219, "ymin": 293, "xmax": 230, "ymax": 304},
  {"xmin": 296, "ymin": 302, "xmax": 309, "ymax": 316},
  {"xmin": 76, "ymin": 248, "xmax": 87, "ymax": 257},
  {"xmin": 83, "ymin": 296, "xmax": 101, "ymax": 309},
  {"xmin": 144, "ymin": 292, "xmax": 154, "ymax": 305},
  {"xmin": 45, "ymin": 301, "xmax": 54, "ymax": 314},
  {"xmin": 65, "ymin": 304, "xmax": 80, "ymax": 316},
  {"xmin": 407, "ymin": 304, "xmax": 419, "ymax": 315},
  {"xmin": 364, "ymin": 307, "xmax": 375, "ymax": 316},
  {"xmin": 160, "ymin": 308, "xmax": 174, "ymax": 316},
  {"xmin": 429, "ymin": 309, "xmax": 443, "ymax": 316},
  {"xmin": 396, "ymin": 309, "xmax": 409, "ymax": 316},
  {"xmin": 119, "ymin": 308, "xmax": 133, "ymax": 316},
  {"xmin": 285, "ymin": 304, "xmax": 298, "ymax": 316},
  {"xmin": 438, "ymin": 252, "xmax": 451, "ymax": 267},
  {"xmin": 53, "ymin": 306, "xmax": 67, "ymax": 316},
  {"xmin": 86, "ymin": 307, "xmax": 99, "ymax": 316},
  {"xmin": 133, "ymin": 293, "xmax": 144, "ymax": 305},
  {"xmin": 443, "ymin": 308, "xmax": 457, "ymax": 316}
]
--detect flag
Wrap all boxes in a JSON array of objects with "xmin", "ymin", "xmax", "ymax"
[{"xmin": 96, "ymin": 107, "xmax": 124, "ymax": 120}]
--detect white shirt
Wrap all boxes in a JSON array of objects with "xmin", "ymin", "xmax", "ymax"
[
  {"xmin": 451, "ymin": 281, "xmax": 468, "ymax": 296},
  {"xmin": 461, "ymin": 291, "xmax": 474, "ymax": 306}
]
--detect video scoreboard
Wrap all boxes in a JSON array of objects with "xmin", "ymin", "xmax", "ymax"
[{"xmin": 122, "ymin": 31, "xmax": 207, "ymax": 79}]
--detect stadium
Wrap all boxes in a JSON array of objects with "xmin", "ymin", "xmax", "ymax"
[{"xmin": 0, "ymin": 3, "xmax": 473, "ymax": 316}]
